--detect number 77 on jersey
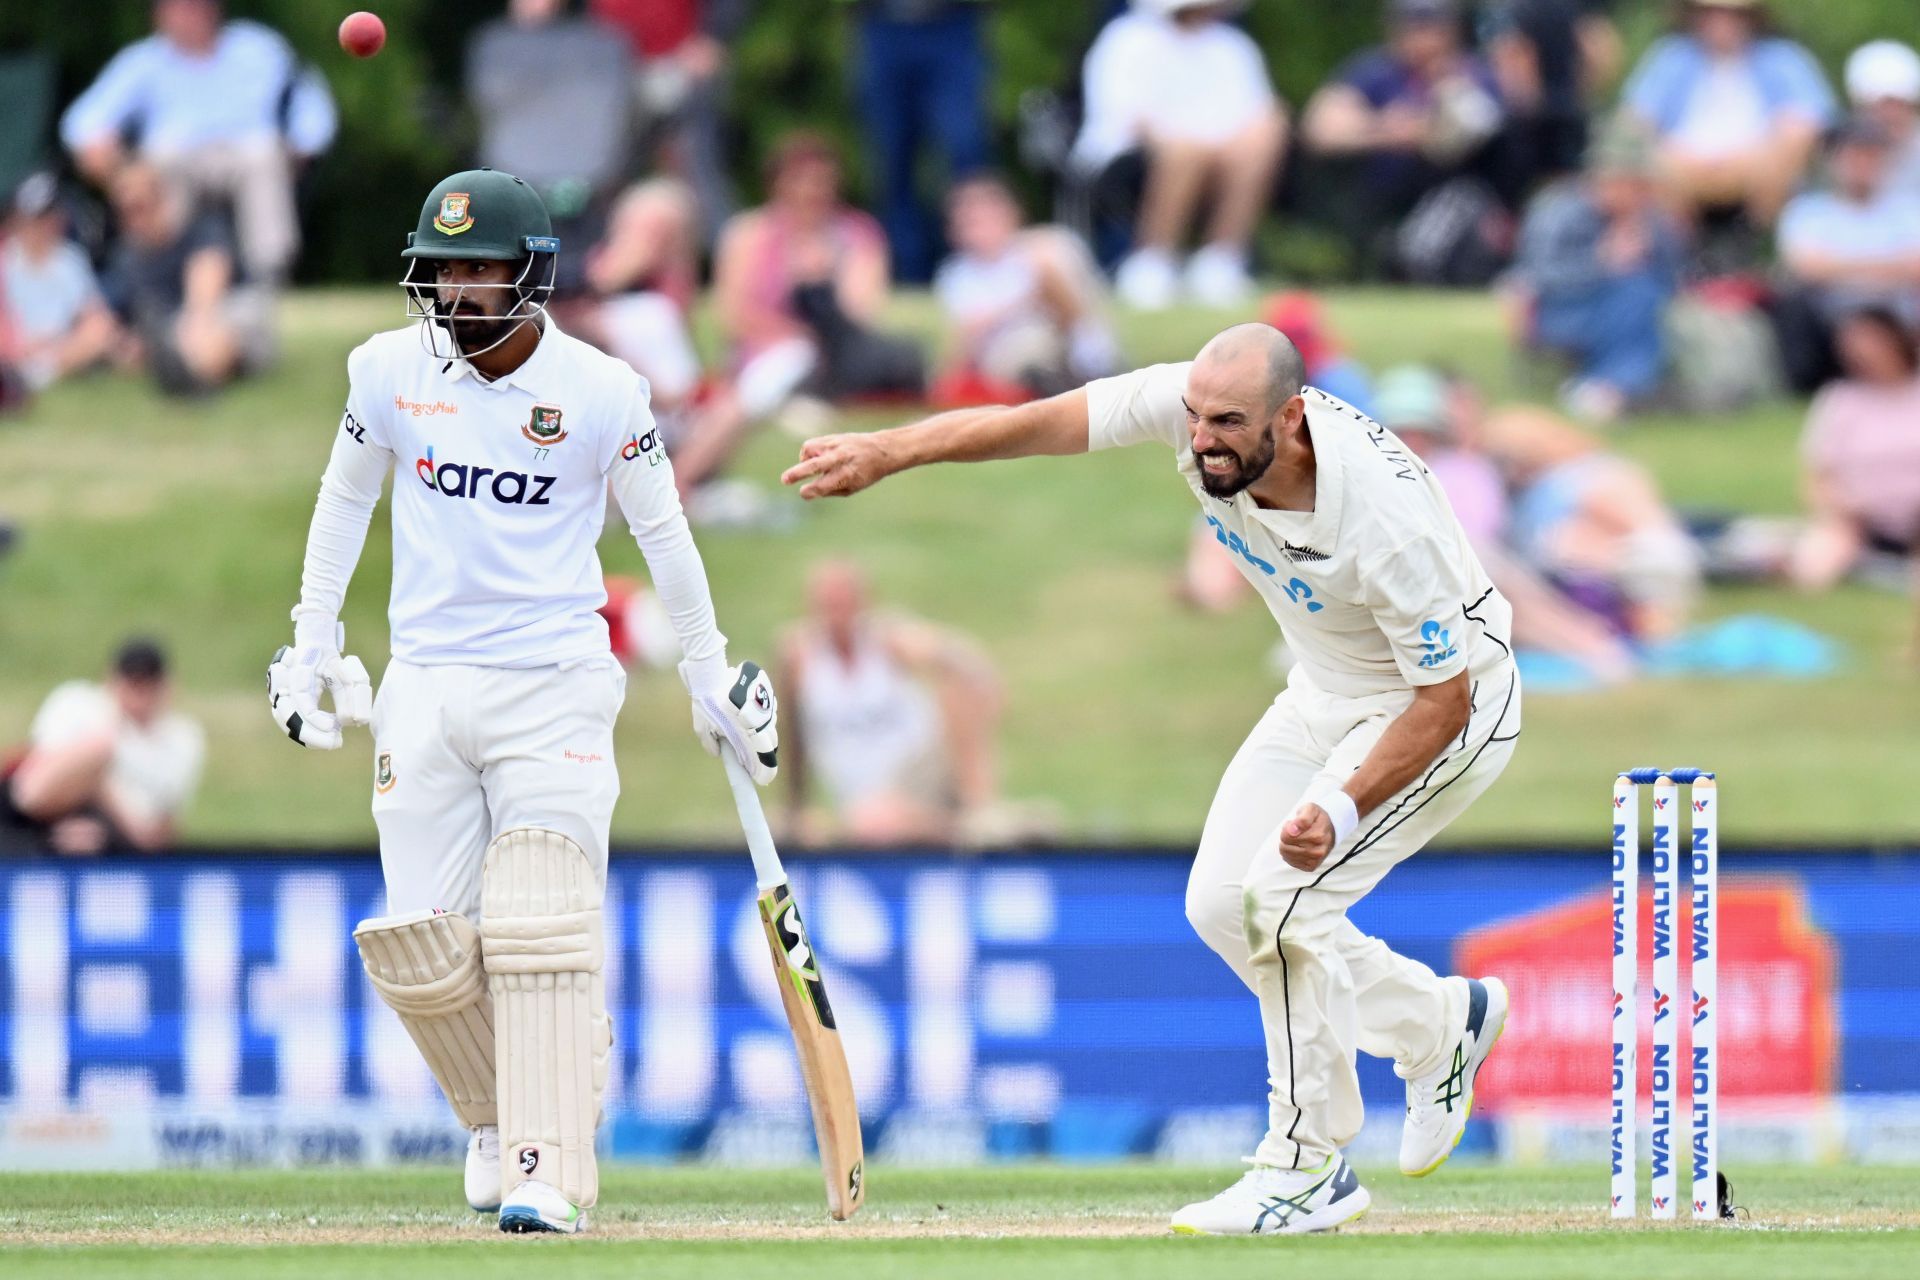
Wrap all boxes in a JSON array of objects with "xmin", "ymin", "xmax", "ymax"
[{"xmin": 720, "ymin": 753, "xmax": 866, "ymax": 1219}]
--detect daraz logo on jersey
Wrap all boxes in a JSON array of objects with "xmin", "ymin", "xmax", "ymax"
[
  {"xmin": 620, "ymin": 426, "xmax": 665, "ymax": 466},
  {"xmin": 415, "ymin": 447, "xmax": 556, "ymax": 506}
]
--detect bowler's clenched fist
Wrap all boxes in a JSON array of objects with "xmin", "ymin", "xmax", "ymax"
[{"xmin": 1278, "ymin": 802, "xmax": 1335, "ymax": 872}]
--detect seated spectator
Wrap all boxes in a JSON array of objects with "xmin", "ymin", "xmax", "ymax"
[
  {"xmin": 933, "ymin": 174, "xmax": 1119, "ymax": 401},
  {"xmin": 1773, "ymin": 117, "xmax": 1920, "ymax": 391},
  {"xmin": 1846, "ymin": 41, "xmax": 1920, "ymax": 205},
  {"xmin": 1789, "ymin": 308, "xmax": 1920, "ymax": 592},
  {"xmin": 590, "ymin": 0, "xmax": 751, "ymax": 245},
  {"xmin": 1619, "ymin": 0, "xmax": 1833, "ymax": 230},
  {"xmin": 1380, "ymin": 367, "xmax": 1636, "ymax": 681},
  {"xmin": 1508, "ymin": 119, "xmax": 1685, "ymax": 423},
  {"xmin": 468, "ymin": 0, "xmax": 637, "ymax": 294},
  {"xmin": 1073, "ymin": 0, "xmax": 1287, "ymax": 309},
  {"xmin": 578, "ymin": 177, "xmax": 757, "ymax": 501},
  {"xmin": 102, "ymin": 162, "xmax": 274, "ymax": 394},
  {"xmin": 1481, "ymin": 0, "xmax": 1625, "ymax": 186},
  {"xmin": 0, "ymin": 638, "xmax": 204, "ymax": 855},
  {"xmin": 1, "ymin": 173, "xmax": 120, "ymax": 397},
  {"xmin": 779, "ymin": 560, "xmax": 1006, "ymax": 847},
  {"xmin": 580, "ymin": 177, "xmax": 705, "ymax": 415},
  {"xmin": 711, "ymin": 131, "xmax": 924, "ymax": 423},
  {"xmin": 1480, "ymin": 405, "xmax": 1701, "ymax": 644},
  {"xmin": 1301, "ymin": 0, "xmax": 1505, "ymax": 249},
  {"xmin": 60, "ymin": 0, "xmax": 335, "ymax": 283}
]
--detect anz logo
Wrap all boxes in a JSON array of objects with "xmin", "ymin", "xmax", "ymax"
[
  {"xmin": 1204, "ymin": 515, "xmax": 1324, "ymax": 613},
  {"xmin": 1417, "ymin": 620, "xmax": 1459, "ymax": 668}
]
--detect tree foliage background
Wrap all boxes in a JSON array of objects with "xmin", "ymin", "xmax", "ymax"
[{"xmin": 3, "ymin": 0, "xmax": 1914, "ymax": 282}]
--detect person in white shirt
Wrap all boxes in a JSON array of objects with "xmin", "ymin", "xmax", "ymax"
[
  {"xmin": 934, "ymin": 173, "xmax": 1118, "ymax": 398},
  {"xmin": 783, "ymin": 322, "xmax": 1520, "ymax": 1235},
  {"xmin": 1, "ymin": 638, "xmax": 204, "ymax": 855},
  {"xmin": 779, "ymin": 559, "xmax": 1004, "ymax": 846},
  {"xmin": 60, "ymin": 0, "xmax": 337, "ymax": 281},
  {"xmin": 1073, "ymin": 0, "xmax": 1287, "ymax": 309},
  {"xmin": 0, "ymin": 174, "xmax": 121, "ymax": 395},
  {"xmin": 269, "ymin": 168, "xmax": 778, "ymax": 1235}
]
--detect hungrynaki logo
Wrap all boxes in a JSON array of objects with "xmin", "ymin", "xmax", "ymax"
[
  {"xmin": 415, "ymin": 446, "xmax": 555, "ymax": 505},
  {"xmin": 1458, "ymin": 878, "xmax": 1835, "ymax": 1115}
]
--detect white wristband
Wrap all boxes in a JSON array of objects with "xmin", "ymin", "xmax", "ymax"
[{"xmin": 1309, "ymin": 790, "xmax": 1360, "ymax": 846}]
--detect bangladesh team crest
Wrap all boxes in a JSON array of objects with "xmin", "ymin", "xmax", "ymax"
[
  {"xmin": 375, "ymin": 752, "xmax": 396, "ymax": 794},
  {"xmin": 433, "ymin": 192, "xmax": 474, "ymax": 236},
  {"xmin": 522, "ymin": 403, "xmax": 567, "ymax": 445}
]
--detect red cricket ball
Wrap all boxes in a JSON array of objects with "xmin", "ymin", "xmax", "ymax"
[{"xmin": 338, "ymin": 11, "xmax": 386, "ymax": 59}]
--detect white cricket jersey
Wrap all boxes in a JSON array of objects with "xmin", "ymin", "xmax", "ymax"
[
  {"xmin": 294, "ymin": 320, "xmax": 726, "ymax": 675},
  {"xmin": 1088, "ymin": 361, "xmax": 1514, "ymax": 698}
]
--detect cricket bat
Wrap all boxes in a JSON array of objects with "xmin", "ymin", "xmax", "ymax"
[{"xmin": 720, "ymin": 752, "xmax": 866, "ymax": 1220}]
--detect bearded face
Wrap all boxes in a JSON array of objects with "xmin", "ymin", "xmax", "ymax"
[{"xmin": 1194, "ymin": 419, "xmax": 1280, "ymax": 499}]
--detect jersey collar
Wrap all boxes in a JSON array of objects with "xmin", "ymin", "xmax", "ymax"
[
  {"xmin": 1243, "ymin": 393, "xmax": 1344, "ymax": 550},
  {"xmin": 435, "ymin": 316, "xmax": 562, "ymax": 392}
]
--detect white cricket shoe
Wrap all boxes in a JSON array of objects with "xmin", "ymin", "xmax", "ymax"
[
  {"xmin": 499, "ymin": 1178, "xmax": 589, "ymax": 1234},
  {"xmin": 1115, "ymin": 248, "xmax": 1179, "ymax": 311},
  {"xmin": 1400, "ymin": 975, "xmax": 1510, "ymax": 1177},
  {"xmin": 1170, "ymin": 1154, "xmax": 1370, "ymax": 1236},
  {"xmin": 465, "ymin": 1125, "xmax": 501, "ymax": 1213}
]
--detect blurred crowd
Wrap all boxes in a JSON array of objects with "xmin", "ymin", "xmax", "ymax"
[{"xmin": 4, "ymin": 0, "xmax": 1920, "ymax": 849}]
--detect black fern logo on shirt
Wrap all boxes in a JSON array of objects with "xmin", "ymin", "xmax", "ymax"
[{"xmin": 1282, "ymin": 541, "xmax": 1329, "ymax": 563}]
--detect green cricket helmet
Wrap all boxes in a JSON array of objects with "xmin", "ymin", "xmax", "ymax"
[{"xmin": 400, "ymin": 167, "xmax": 560, "ymax": 359}]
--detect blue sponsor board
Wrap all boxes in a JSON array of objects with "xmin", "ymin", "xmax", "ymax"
[{"xmin": 0, "ymin": 849, "xmax": 1917, "ymax": 1163}]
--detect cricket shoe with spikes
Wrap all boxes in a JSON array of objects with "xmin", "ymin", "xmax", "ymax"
[
  {"xmin": 498, "ymin": 1179, "xmax": 589, "ymax": 1234},
  {"xmin": 1170, "ymin": 1154, "xmax": 1370, "ymax": 1236},
  {"xmin": 465, "ymin": 1125, "xmax": 501, "ymax": 1213},
  {"xmin": 1400, "ymin": 975, "xmax": 1509, "ymax": 1177}
]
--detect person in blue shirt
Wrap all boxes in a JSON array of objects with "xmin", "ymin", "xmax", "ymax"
[
  {"xmin": 1508, "ymin": 119, "xmax": 1685, "ymax": 423},
  {"xmin": 60, "ymin": 0, "xmax": 336, "ymax": 283},
  {"xmin": 1619, "ymin": 0, "xmax": 1834, "ymax": 229},
  {"xmin": 1301, "ymin": 0, "xmax": 1506, "ymax": 253}
]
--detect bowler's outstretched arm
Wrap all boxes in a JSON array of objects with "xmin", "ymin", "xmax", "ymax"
[{"xmin": 781, "ymin": 390, "xmax": 1090, "ymax": 499}]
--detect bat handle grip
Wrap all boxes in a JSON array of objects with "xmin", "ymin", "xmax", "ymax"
[{"xmin": 721, "ymin": 750, "xmax": 787, "ymax": 891}]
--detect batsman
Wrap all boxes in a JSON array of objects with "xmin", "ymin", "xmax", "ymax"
[
  {"xmin": 784, "ymin": 324, "xmax": 1519, "ymax": 1235},
  {"xmin": 269, "ymin": 168, "xmax": 779, "ymax": 1233}
]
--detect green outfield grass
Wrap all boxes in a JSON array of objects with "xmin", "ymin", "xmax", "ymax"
[
  {"xmin": 0, "ymin": 1165, "xmax": 1916, "ymax": 1278},
  {"xmin": 0, "ymin": 288, "xmax": 1914, "ymax": 845}
]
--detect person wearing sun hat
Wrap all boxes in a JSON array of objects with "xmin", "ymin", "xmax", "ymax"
[
  {"xmin": 1620, "ymin": 0, "xmax": 1835, "ymax": 227},
  {"xmin": 1846, "ymin": 39, "xmax": 1920, "ymax": 202}
]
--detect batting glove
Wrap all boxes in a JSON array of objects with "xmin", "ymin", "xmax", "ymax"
[
  {"xmin": 683, "ymin": 658, "xmax": 779, "ymax": 785},
  {"xmin": 268, "ymin": 620, "xmax": 372, "ymax": 751}
]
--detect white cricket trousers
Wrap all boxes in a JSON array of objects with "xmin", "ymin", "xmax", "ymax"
[
  {"xmin": 370, "ymin": 657, "xmax": 627, "ymax": 919},
  {"xmin": 1186, "ymin": 662, "xmax": 1521, "ymax": 1169}
]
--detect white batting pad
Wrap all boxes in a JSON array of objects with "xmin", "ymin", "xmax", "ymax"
[
  {"xmin": 354, "ymin": 909, "xmax": 497, "ymax": 1128},
  {"xmin": 480, "ymin": 827, "xmax": 607, "ymax": 1208}
]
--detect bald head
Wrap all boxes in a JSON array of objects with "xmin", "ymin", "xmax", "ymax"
[
  {"xmin": 807, "ymin": 558, "xmax": 870, "ymax": 640},
  {"xmin": 1194, "ymin": 323, "xmax": 1306, "ymax": 418}
]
